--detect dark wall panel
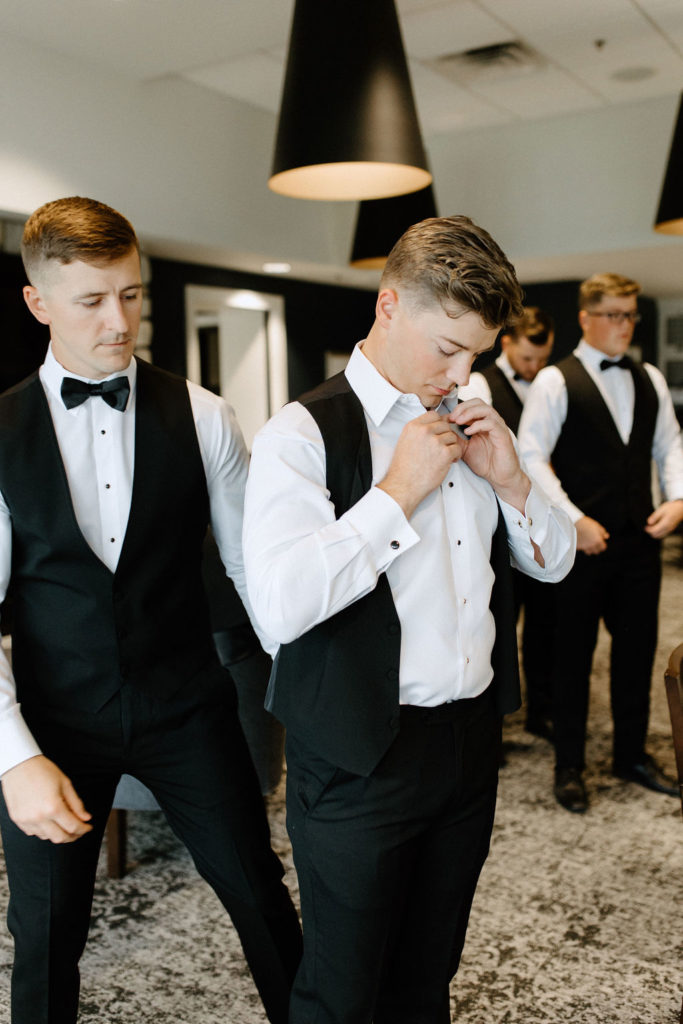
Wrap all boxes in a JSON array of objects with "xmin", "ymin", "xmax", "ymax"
[{"xmin": 0, "ymin": 252, "xmax": 49, "ymax": 391}]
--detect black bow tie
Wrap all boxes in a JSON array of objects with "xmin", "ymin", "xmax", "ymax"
[
  {"xmin": 61, "ymin": 375, "xmax": 130, "ymax": 411},
  {"xmin": 600, "ymin": 356, "xmax": 633, "ymax": 372},
  {"xmin": 512, "ymin": 372, "xmax": 524, "ymax": 381}
]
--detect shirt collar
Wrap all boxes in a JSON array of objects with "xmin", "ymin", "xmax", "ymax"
[
  {"xmin": 576, "ymin": 337, "xmax": 627, "ymax": 369},
  {"xmin": 40, "ymin": 343, "xmax": 138, "ymax": 407},
  {"xmin": 344, "ymin": 342, "xmax": 446, "ymax": 426},
  {"xmin": 495, "ymin": 351, "xmax": 514, "ymax": 379}
]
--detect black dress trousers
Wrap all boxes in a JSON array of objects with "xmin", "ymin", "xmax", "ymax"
[
  {"xmin": 285, "ymin": 686, "xmax": 501, "ymax": 1024},
  {"xmin": 551, "ymin": 528, "xmax": 661, "ymax": 771},
  {"xmin": 0, "ymin": 667, "xmax": 302, "ymax": 1024}
]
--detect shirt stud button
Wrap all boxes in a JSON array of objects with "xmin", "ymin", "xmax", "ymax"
[{"xmin": 390, "ymin": 540, "xmax": 400, "ymax": 550}]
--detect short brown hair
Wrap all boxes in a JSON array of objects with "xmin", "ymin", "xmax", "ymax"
[
  {"xmin": 579, "ymin": 272, "xmax": 640, "ymax": 311},
  {"xmin": 22, "ymin": 196, "xmax": 139, "ymax": 284},
  {"xmin": 503, "ymin": 306, "xmax": 554, "ymax": 347},
  {"xmin": 381, "ymin": 215, "xmax": 523, "ymax": 330}
]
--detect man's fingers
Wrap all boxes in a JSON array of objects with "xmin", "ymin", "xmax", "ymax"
[
  {"xmin": 33, "ymin": 818, "xmax": 87, "ymax": 844},
  {"xmin": 61, "ymin": 778, "xmax": 92, "ymax": 823},
  {"xmin": 52, "ymin": 806, "xmax": 93, "ymax": 838}
]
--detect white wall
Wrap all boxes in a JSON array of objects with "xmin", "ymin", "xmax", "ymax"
[
  {"xmin": 428, "ymin": 93, "xmax": 681, "ymax": 266},
  {"xmin": 0, "ymin": 33, "xmax": 352, "ymax": 267}
]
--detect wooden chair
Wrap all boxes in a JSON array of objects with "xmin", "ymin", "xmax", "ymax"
[
  {"xmin": 664, "ymin": 641, "xmax": 683, "ymax": 818},
  {"xmin": 664, "ymin": 642, "xmax": 683, "ymax": 1024}
]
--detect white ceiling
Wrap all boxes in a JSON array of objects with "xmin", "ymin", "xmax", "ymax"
[
  {"xmin": 2, "ymin": 0, "xmax": 683, "ymax": 291},
  {"xmin": 2, "ymin": 0, "xmax": 681, "ymax": 133}
]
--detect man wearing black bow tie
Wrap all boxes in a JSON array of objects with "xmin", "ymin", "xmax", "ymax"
[
  {"xmin": 0, "ymin": 197, "xmax": 301, "ymax": 1023},
  {"xmin": 519, "ymin": 272, "xmax": 683, "ymax": 813}
]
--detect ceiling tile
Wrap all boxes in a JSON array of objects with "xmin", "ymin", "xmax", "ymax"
[
  {"xmin": 401, "ymin": 0, "xmax": 512, "ymax": 59},
  {"xmin": 469, "ymin": 65, "xmax": 603, "ymax": 118},
  {"xmin": 0, "ymin": 0, "xmax": 294, "ymax": 79},
  {"xmin": 409, "ymin": 61, "xmax": 512, "ymax": 133},
  {"xmin": 636, "ymin": 0, "xmax": 683, "ymax": 51}
]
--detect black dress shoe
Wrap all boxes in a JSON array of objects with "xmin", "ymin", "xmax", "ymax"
[
  {"xmin": 554, "ymin": 767, "xmax": 588, "ymax": 813},
  {"xmin": 613, "ymin": 755, "xmax": 679, "ymax": 797}
]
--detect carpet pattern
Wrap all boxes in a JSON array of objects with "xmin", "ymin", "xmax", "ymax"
[{"xmin": 0, "ymin": 537, "xmax": 681, "ymax": 1023}]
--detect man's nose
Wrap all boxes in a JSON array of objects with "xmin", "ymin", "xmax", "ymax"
[
  {"xmin": 446, "ymin": 358, "xmax": 473, "ymax": 387},
  {"xmin": 106, "ymin": 298, "xmax": 129, "ymax": 334}
]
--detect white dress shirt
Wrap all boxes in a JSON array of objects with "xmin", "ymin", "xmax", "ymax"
[
  {"xmin": 518, "ymin": 339, "xmax": 683, "ymax": 523},
  {"xmin": 244, "ymin": 343, "xmax": 575, "ymax": 708},
  {"xmin": 459, "ymin": 352, "xmax": 531, "ymax": 407},
  {"xmin": 0, "ymin": 345, "xmax": 257, "ymax": 776}
]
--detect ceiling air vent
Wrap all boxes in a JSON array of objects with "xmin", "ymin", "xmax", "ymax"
[{"xmin": 426, "ymin": 40, "xmax": 546, "ymax": 85}]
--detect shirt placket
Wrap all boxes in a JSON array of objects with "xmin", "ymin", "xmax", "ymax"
[
  {"xmin": 92, "ymin": 399, "xmax": 123, "ymax": 569},
  {"xmin": 442, "ymin": 464, "xmax": 471, "ymax": 691}
]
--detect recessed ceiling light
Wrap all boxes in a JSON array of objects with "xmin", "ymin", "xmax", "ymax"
[
  {"xmin": 262, "ymin": 261, "xmax": 291, "ymax": 274},
  {"xmin": 611, "ymin": 66, "xmax": 656, "ymax": 83},
  {"xmin": 225, "ymin": 291, "xmax": 270, "ymax": 311}
]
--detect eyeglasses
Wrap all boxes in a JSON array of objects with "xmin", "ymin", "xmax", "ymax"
[{"xmin": 586, "ymin": 311, "xmax": 641, "ymax": 325}]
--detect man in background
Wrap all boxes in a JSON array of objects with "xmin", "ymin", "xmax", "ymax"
[
  {"xmin": 519, "ymin": 272, "xmax": 683, "ymax": 813},
  {"xmin": 460, "ymin": 307, "xmax": 556, "ymax": 739},
  {"xmin": 0, "ymin": 196, "xmax": 301, "ymax": 1023}
]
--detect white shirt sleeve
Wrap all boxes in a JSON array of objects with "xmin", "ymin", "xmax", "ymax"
[
  {"xmin": 646, "ymin": 364, "xmax": 683, "ymax": 502},
  {"xmin": 517, "ymin": 366, "xmax": 585, "ymax": 523},
  {"xmin": 243, "ymin": 401, "xmax": 418, "ymax": 645},
  {"xmin": 188, "ymin": 381, "xmax": 276, "ymax": 655},
  {"xmin": 496, "ymin": 478, "xmax": 576, "ymax": 581},
  {"xmin": 0, "ymin": 491, "xmax": 43, "ymax": 777}
]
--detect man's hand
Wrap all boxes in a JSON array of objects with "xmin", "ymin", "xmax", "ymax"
[
  {"xmin": 1, "ymin": 755, "xmax": 92, "ymax": 843},
  {"xmin": 449, "ymin": 399, "xmax": 530, "ymax": 513},
  {"xmin": 377, "ymin": 410, "xmax": 467, "ymax": 519},
  {"xmin": 645, "ymin": 499, "xmax": 683, "ymax": 539},
  {"xmin": 576, "ymin": 516, "xmax": 609, "ymax": 555}
]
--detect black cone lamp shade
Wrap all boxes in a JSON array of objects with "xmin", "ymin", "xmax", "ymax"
[
  {"xmin": 269, "ymin": 0, "xmax": 431, "ymax": 201},
  {"xmin": 350, "ymin": 184, "xmax": 438, "ymax": 268},
  {"xmin": 655, "ymin": 93, "xmax": 683, "ymax": 234}
]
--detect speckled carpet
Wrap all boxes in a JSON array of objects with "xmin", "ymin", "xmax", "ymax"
[{"xmin": 1, "ymin": 537, "xmax": 681, "ymax": 1023}]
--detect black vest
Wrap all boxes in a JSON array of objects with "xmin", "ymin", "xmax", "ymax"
[
  {"xmin": 551, "ymin": 355, "xmax": 658, "ymax": 534},
  {"xmin": 0, "ymin": 360, "xmax": 216, "ymax": 712},
  {"xmin": 481, "ymin": 363, "xmax": 523, "ymax": 433},
  {"xmin": 268, "ymin": 372, "xmax": 520, "ymax": 777}
]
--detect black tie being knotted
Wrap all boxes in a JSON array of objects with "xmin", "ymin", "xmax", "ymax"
[
  {"xmin": 600, "ymin": 355, "xmax": 633, "ymax": 372},
  {"xmin": 61, "ymin": 376, "xmax": 130, "ymax": 411}
]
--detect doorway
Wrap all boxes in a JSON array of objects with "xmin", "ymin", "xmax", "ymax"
[{"xmin": 185, "ymin": 285, "xmax": 288, "ymax": 450}]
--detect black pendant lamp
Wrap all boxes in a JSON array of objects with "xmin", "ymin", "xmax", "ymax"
[
  {"xmin": 349, "ymin": 184, "xmax": 438, "ymax": 268},
  {"xmin": 269, "ymin": 0, "xmax": 431, "ymax": 201},
  {"xmin": 654, "ymin": 92, "xmax": 683, "ymax": 234}
]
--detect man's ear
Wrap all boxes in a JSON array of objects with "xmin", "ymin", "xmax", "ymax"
[
  {"xmin": 500, "ymin": 333, "xmax": 513, "ymax": 353},
  {"xmin": 23, "ymin": 285, "xmax": 51, "ymax": 326},
  {"xmin": 578, "ymin": 309, "xmax": 589, "ymax": 333},
  {"xmin": 375, "ymin": 287, "xmax": 399, "ymax": 328}
]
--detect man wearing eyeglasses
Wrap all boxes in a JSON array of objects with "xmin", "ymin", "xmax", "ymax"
[{"xmin": 518, "ymin": 272, "xmax": 683, "ymax": 813}]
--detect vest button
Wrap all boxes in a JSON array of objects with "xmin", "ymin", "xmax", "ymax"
[
  {"xmin": 388, "ymin": 715, "xmax": 399, "ymax": 730},
  {"xmin": 387, "ymin": 623, "xmax": 399, "ymax": 636},
  {"xmin": 387, "ymin": 668, "xmax": 398, "ymax": 681}
]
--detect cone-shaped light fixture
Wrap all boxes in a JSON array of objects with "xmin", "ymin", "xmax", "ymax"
[
  {"xmin": 349, "ymin": 185, "xmax": 438, "ymax": 268},
  {"xmin": 269, "ymin": 0, "xmax": 431, "ymax": 201},
  {"xmin": 655, "ymin": 93, "xmax": 683, "ymax": 234}
]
